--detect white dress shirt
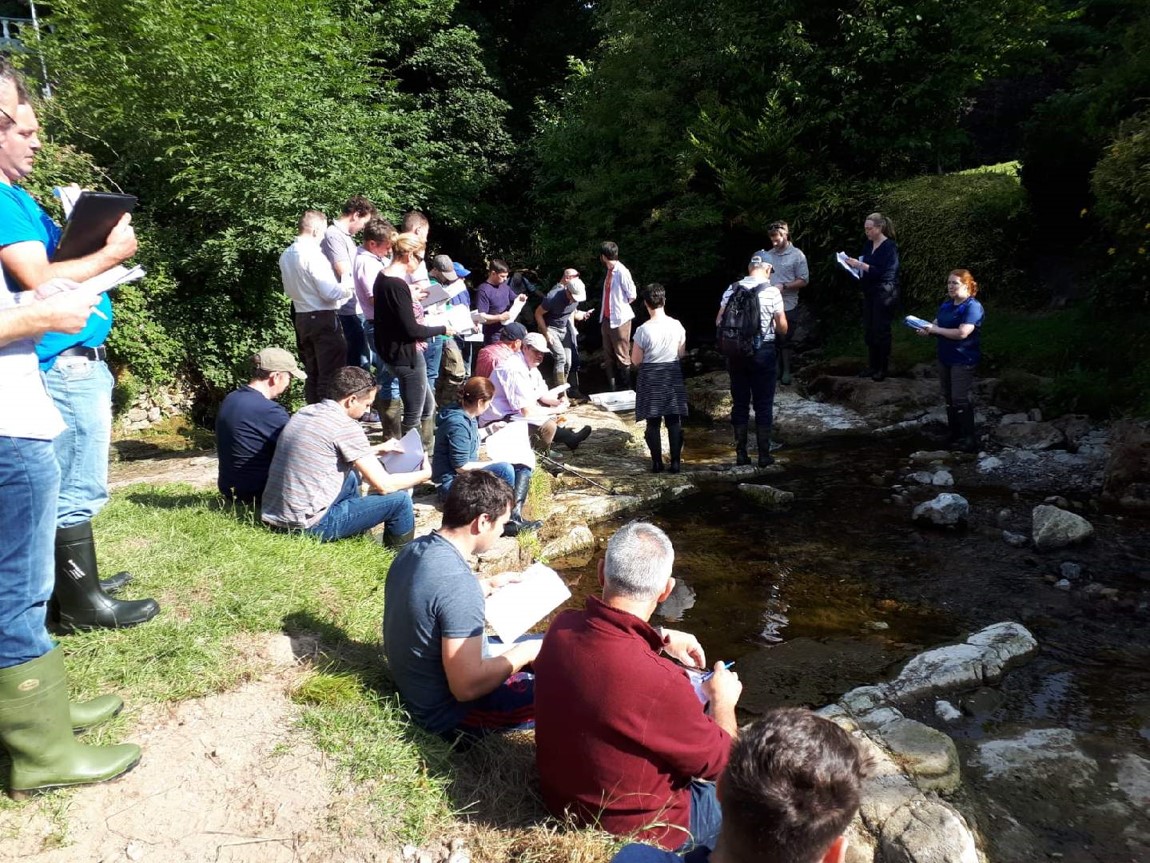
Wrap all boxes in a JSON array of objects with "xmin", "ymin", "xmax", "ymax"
[{"xmin": 279, "ymin": 236, "xmax": 349, "ymax": 313}]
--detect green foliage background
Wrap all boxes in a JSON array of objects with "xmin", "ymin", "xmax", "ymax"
[{"xmin": 10, "ymin": 0, "xmax": 1150, "ymax": 414}]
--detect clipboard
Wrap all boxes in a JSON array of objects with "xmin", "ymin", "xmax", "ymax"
[{"xmin": 52, "ymin": 192, "xmax": 138, "ymax": 263}]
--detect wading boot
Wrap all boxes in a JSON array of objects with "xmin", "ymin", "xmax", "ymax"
[
  {"xmin": 419, "ymin": 417, "xmax": 435, "ymax": 454},
  {"xmin": 0, "ymin": 647, "xmax": 141, "ymax": 800},
  {"xmin": 53, "ymin": 522, "xmax": 160, "ymax": 633},
  {"xmin": 778, "ymin": 347, "xmax": 793, "ymax": 386},
  {"xmin": 755, "ymin": 425, "xmax": 775, "ymax": 467},
  {"xmin": 667, "ymin": 423, "xmax": 684, "ymax": 474},
  {"xmin": 384, "ymin": 529, "xmax": 415, "ymax": 549},
  {"xmin": 69, "ymin": 695, "xmax": 124, "ymax": 734},
  {"xmin": 954, "ymin": 405, "xmax": 979, "ymax": 453},
  {"xmin": 645, "ymin": 424, "xmax": 664, "ymax": 473},
  {"xmin": 503, "ymin": 471, "xmax": 542, "ymax": 537},
  {"xmin": 944, "ymin": 406, "xmax": 961, "ymax": 447},
  {"xmin": 733, "ymin": 425, "xmax": 751, "ymax": 466},
  {"xmin": 374, "ymin": 396, "xmax": 403, "ymax": 442},
  {"xmin": 567, "ymin": 369, "xmax": 584, "ymax": 401}
]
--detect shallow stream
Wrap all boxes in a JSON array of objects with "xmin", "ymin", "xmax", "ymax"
[{"xmin": 550, "ymin": 426, "xmax": 1150, "ymax": 862}]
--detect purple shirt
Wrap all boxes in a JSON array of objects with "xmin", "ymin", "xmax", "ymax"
[{"xmin": 477, "ymin": 280, "xmax": 518, "ymax": 343}]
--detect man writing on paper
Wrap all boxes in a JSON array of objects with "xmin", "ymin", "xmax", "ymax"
[
  {"xmin": 534, "ymin": 521, "xmax": 742, "ymax": 852},
  {"xmin": 0, "ymin": 93, "xmax": 159, "ymax": 633},
  {"xmin": 535, "ymin": 268, "xmax": 591, "ymax": 390},
  {"xmin": 479, "ymin": 332, "xmax": 591, "ymax": 453},
  {"xmin": 383, "ymin": 471, "xmax": 540, "ymax": 739},
  {"xmin": 261, "ymin": 366, "xmax": 429, "ymax": 545}
]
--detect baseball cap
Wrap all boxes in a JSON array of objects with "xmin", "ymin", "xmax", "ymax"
[
  {"xmin": 501, "ymin": 322, "xmax": 528, "ymax": 342},
  {"xmin": 568, "ymin": 277, "xmax": 587, "ymax": 302},
  {"xmin": 750, "ymin": 249, "xmax": 772, "ymax": 267},
  {"xmin": 453, "ymin": 261, "xmax": 471, "ymax": 279},
  {"xmin": 253, "ymin": 347, "xmax": 307, "ymax": 379},
  {"xmin": 430, "ymin": 254, "xmax": 459, "ymax": 283},
  {"xmin": 522, "ymin": 332, "xmax": 548, "ymax": 353}
]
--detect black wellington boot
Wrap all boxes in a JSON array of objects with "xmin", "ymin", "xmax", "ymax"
[
  {"xmin": 667, "ymin": 423, "xmax": 684, "ymax": 474},
  {"xmin": 53, "ymin": 522, "xmax": 160, "ymax": 633},
  {"xmin": 554, "ymin": 425, "xmax": 592, "ymax": 451},
  {"xmin": 503, "ymin": 471, "xmax": 542, "ymax": 537},
  {"xmin": 733, "ymin": 425, "xmax": 751, "ymax": 466},
  {"xmin": 944, "ymin": 406, "xmax": 961, "ymax": 447},
  {"xmin": 645, "ymin": 424, "xmax": 664, "ymax": 473},
  {"xmin": 954, "ymin": 405, "xmax": 979, "ymax": 453},
  {"xmin": 755, "ymin": 425, "xmax": 775, "ymax": 467}
]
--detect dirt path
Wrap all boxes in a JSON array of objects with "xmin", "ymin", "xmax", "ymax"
[{"xmin": 0, "ymin": 635, "xmax": 401, "ymax": 863}]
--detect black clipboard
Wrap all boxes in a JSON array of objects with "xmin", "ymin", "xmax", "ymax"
[{"xmin": 52, "ymin": 191, "xmax": 138, "ymax": 262}]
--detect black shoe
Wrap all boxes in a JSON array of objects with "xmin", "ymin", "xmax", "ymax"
[
  {"xmin": 755, "ymin": 426, "xmax": 775, "ymax": 467},
  {"xmin": 668, "ymin": 460, "xmax": 681, "ymax": 474},
  {"xmin": 733, "ymin": 425, "xmax": 751, "ymax": 466}
]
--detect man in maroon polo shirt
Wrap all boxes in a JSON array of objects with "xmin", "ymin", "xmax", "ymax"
[{"xmin": 533, "ymin": 522, "xmax": 742, "ymax": 851}]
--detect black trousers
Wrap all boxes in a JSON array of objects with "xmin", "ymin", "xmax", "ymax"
[{"xmin": 295, "ymin": 310, "xmax": 347, "ymax": 404}]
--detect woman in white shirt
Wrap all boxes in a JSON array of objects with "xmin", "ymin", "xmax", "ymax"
[{"xmin": 631, "ymin": 283, "xmax": 688, "ymax": 473}]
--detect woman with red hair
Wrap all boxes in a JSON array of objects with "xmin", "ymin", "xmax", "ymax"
[{"xmin": 917, "ymin": 269, "xmax": 985, "ymax": 452}]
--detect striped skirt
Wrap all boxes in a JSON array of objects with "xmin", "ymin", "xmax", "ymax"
[{"xmin": 635, "ymin": 361, "xmax": 688, "ymax": 420}]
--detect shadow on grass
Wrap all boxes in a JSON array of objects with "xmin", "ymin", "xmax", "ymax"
[
  {"xmin": 124, "ymin": 490, "xmax": 216, "ymax": 510},
  {"xmin": 280, "ymin": 610, "xmax": 552, "ymax": 832}
]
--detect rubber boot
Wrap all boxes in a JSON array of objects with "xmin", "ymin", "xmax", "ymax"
[
  {"xmin": 552, "ymin": 370, "xmax": 567, "ymax": 392},
  {"xmin": 605, "ymin": 373, "xmax": 617, "ymax": 393},
  {"xmin": 70, "ymin": 695, "xmax": 124, "ymax": 733},
  {"xmin": 954, "ymin": 405, "xmax": 979, "ymax": 453},
  {"xmin": 626, "ymin": 366, "xmax": 638, "ymax": 392},
  {"xmin": 856, "ymin": 346, "xmax": 877, "ymax": 378},
  {"xmin": 733, "ymin": 425, "xmax": 751, "ymax": 466},
  {"xmin": 100, "ymin": 572, "xmax": 132, "ymax": 595},
  {"xmin": 383, "ymin": 529, "xmax": 415, "ymax": 549},
  {"xmin": 53, "ymin": 522, "xmax": 160, "ymax": 633},
  {"xmin": 755, "ymin": 425, "xmax": 775, "ymax": 467},
  {"xmin": 503, "ymin": 471, "xmax": 542, "ymax": 537},
  {"xmin": 567, "ymin": 369, "xmax": 584, "ymax": 401},
  {"xmin": 944, "ymin": 406, "xmax": 961, "ymax": 447},
  {"xmin": 0, "ymin": 647, "xmax": 141, "ymax": 800},
  {"xmin": 668, "ymin": 422, "xmax": 683, "ymax": 474},
  {"xmin": 872, "ymin": 348, "xmax": 889, "ymax": 382},
  {"xmin": 778, "ymin": 347, "xmax": 793, "ymax": 386},
  {"xmin": 375, "ymin": 396, "xmax": 403, "ymax": 443},
  {"xmin": 644, "ymin": 423, "xmax": 664, "ymax": 473},
  {"xmin": 554, "ymin": 425, "xmax": 592, "ymax": 452},
  {"xmin": 419, "ymin": 417, "xmax": 435, "ymax": 454}
]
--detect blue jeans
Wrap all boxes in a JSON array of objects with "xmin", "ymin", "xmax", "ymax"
[
  {"xmin": 437, "ymin": 462, "xmax": 516, "ymax": 503},
  {"xmin": 683, "ymin": 779, "xmax": 722, "ymax": 852},
  {"xmin": 728, "ymin": 343, "xmax": 778, "ymax": 430},
  {"xmin": 45, "ymin": 357, "xmax": 114, "ymax": 527},
  {"xmin": 0, "ymin": 437, "xmax": 60, "ymax": 667},
  {"xmin": 306, "ymin": 470, "xmax": 414, "ymax": 542},
  {"xmin": 340, "ymin": 313, "xmax": 371, "ymax": 370},
  {"xmin": 424, "ymin": 337, "xmax": 443, "ymax": 394}
]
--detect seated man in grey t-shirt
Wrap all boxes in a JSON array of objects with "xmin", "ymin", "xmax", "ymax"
[
  {"xmin": 261, "ymin": 366, "xmax": 430, "ymax": 544},
  {"xmin": 382, "ymin": 471, "xmax": 541, "ymax": 738}
]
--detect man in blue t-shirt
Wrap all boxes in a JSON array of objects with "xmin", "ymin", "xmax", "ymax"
[
  {"xmin": 611, "ymin": 708, "xmax": 867, "ymax": 863},
  {"xmin": 382, "ymin": 471, "xmax": 541, "ymax": 738},
  {"xmin": 215, "ymin": 348, "xmax": 306, "ymax": 504},
  {"xmin": 0, "ymin": 97, "xmax": 158, "ymax": 633}
]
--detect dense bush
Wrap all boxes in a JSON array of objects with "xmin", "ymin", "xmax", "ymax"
[
  {"xmin": 1091, "ymin": 109, "xmax": 1150, "ymax": 306},
  {"xmin": 876, "ymin": 166, "xmax": 1035, "ymax": 315}
]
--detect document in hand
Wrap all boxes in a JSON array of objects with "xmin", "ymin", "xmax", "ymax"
[
  {"xmin": 836, "ymin": 251, "xmax": 862, "ymax": 279},
  {"xmin": 53, "ymin": 192, "xmax": 138, "ymax": 262},
  {"xmin": 380, "ymin": 427, "xmax": 424, "ymax": 474},
  {"xmin": 904, "ymin": 315, "xmax": 931, "ymax": 330},
  {"xmin": 483, "ymin": 420, "xmax": 534, "ymax": 468},
  {"xmin": 545, "ymin": 382, "xmax": 570, "ymax": 400},
  {"xmin": 484, "ymin": 563, "xmax": 571, "ymax": 644},
  {"xmin": 425, "ymin": 303, "xmax": 479, "ymax": 335}
]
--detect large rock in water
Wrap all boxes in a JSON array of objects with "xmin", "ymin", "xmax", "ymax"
[
  {"xmin": 1031, "ymin": 504, "xmax": 1094, "ymax": 551},
  {"xmin": 805, "ymin": 374, "xmax": 941, "ymax": 425},
  {"xmin": 912, "ymin": 493, "xmax": 969, "ymax": 526},
  {"xmin": 1102, "ymin": 420, "xmax": 1150, "ymax": 509},
  {"xmin": 968, "ymin": 728, "xmax": 1099, "ymax": 790},
  {"xmin": 992, "ymin": 421, "xmax": 1066, "ymax": 451},
  {"xmin": 737, "ymin": 483, "xmax": 795, "ymax": 510},
  {"xmin": 880, "ymin": 798, "xmax": 979, "ymax": 863}
]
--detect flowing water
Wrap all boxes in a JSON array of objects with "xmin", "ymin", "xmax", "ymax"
[{"xmin": 549, "ymin": 426, "xmax": 1150, "ymax": 862}]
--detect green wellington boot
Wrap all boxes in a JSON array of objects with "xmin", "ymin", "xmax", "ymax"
[
  {"xmin": 0, "ymin": 647, "xmax": 140, "ymax": 800},
  {"xmin": 70, "ymin": 694, "xmax": 125, "ymax": 733}
]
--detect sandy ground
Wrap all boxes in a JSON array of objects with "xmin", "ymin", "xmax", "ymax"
[{"xmin": 0, "ymin": 635, "xmax": 402, "ymax": 863}]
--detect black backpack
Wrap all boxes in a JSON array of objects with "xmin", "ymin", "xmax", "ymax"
[{"xmin": 717, "ymin": 281, "xmax": 762, "ymax": 358}]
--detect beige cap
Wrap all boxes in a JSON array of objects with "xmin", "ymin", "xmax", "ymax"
[
  {"xmin": 568, "ymin": 277, "xmax": 587, "ymax": 302},
  {"xmin": 522, "ymin": 332, "xmax": 548, "ymax": 353},
  {"xmin": 253, "ymin": 347, "xmax": 307, "ymax": 379}
]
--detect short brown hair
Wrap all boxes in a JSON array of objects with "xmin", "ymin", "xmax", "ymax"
[
  {"xmin": 721, "ymin": 708, "xmax": 867, "ymax": 863},
  {"xmin": 441, "ymin": 471, "xmax": 514, "ymax": 530},
  {"xmin": 341, "ymin": 195, "xmax": 376, "ymax": 218},
  {"xmin": 328, "ymin": 366, "xmax": 376, "ymax": 401}
]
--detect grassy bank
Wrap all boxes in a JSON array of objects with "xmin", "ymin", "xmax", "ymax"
[
  {"xmin": 4, "ymin": 485, "xmax": 619, "ymax": 861},
  {"xmin": 820, "ymin": 305, "xmax": 1150, "ymax": 418}
]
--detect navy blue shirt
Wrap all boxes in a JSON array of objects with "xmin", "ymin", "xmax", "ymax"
[
  {"xmin": 541, "ymin": 285, "xmax": 577, "ymax": 329},
  {"xmin": 215, "ymin": 385, "xmax": 290, "ymax": 503},
  {"xmin": 935, "ymin": 297, "xmax": 984, "ymax": 366},
  {"xmin": 859, "ymin": 238, "xmax": 900, "ymax": 302}
]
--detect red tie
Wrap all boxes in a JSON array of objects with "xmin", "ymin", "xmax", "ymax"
[{"xmin": 602, "ymin": 270, "xmax": 612, "ymax": 321}]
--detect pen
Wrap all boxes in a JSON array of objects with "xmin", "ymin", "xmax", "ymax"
[{"xmin": 700, "ymin": 661, "xmax": 735, "ymax": 681}]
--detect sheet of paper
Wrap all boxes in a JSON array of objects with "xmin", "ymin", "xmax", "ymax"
[
  {"xmin": 482, "ymin": 420, "xmax": 535, "ymax": 468},
  {"xmin": 482, "ymin": 633, "xmax": 544, "ymax": 659},
  {"xmin": 424, "ymin": 303, "xmax": 479, "ymax": 334},
  {"xmin": 53, "ymin": 185, "xmax": 82, "ymax": 219},
  {"xmin": 484, "ymin": 564, "xmax": 571, "ymax": 644},
  {"xmin": 836, "ymin": 251, "xmax": 862, "ymax": 279},
  {"xmin": 420, "ymin": 281, "xmax": 453, "ymax": 308},
  {"xmin": 545, "ymin": 382, "xmax": 570, "ymax": 400},
  {"xmin": 83, "ymin": 264, "xmax": 146, "ymax": 294},
  {"xmin": 379, "ymin": 427, "xmax": 424, "ymax": 474}
]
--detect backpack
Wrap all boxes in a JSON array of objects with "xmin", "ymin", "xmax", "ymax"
[{"xmin": 717, "ymin": 281, "xmax": 762, "ymax": 358}]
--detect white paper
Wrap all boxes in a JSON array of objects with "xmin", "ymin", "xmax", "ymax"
[
  {"xmin": 420, "ymin": 281, "xmax": 453, "ymax": 308},
  {"xmin": 83, "ymin": 264, "xmax": 146, "ymax": 294},
  {"xmin": 545, "ymin": 382, "xmax": 570, "ymax": 400},
  {"xmin": 379, "ymin": 428, "xmax": 424, "ymax": 474},
  {"xmin": 482, "ymin": 633, "xmax": 544, "ymax": 659},
  {"xmin": 53, "ymin": 185, "xmax": 82, "ymax": 219},
  {"xmin": 484, "ymin": 563, "xmax": 571, "ymax": 644},
  {"xmin": 482, "ymin": 420, "xmax": 535, "ymax": 468},
  {"xmin": 836, "ymin": 251, "xmax": 862, "ymax": 279},
  {"xmin": 425, "ymin": 303, "xmax": 479, "ymax": 335},
  {"xmin": 904, "ymin": 315, "xmax": 931, "ymax": 330}
]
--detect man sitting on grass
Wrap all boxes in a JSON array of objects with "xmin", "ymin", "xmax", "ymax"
[
  {"xmin": 215, "ymin": 347, "xmax": 305, "ymax": 505},
  {"xmin": 382, "ymin": 471, "xmax": 540, "ymax": 739},
  {"xmin": 261, "ymin": 366, "xmax": 429, "ymax": 544},
  {"xmin": 533, "ymin": 521, "xmax": 741, "ymax": 851},
  {"xmin": 610, "ymin": 707, "xmax": 868, "ymax": 863}
]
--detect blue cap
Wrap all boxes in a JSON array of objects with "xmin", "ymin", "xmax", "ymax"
[{"xmin": 453, "ymin": 262, "xmax": 471, "ymax": 278}]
